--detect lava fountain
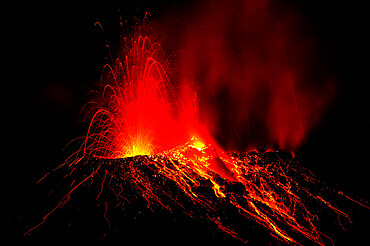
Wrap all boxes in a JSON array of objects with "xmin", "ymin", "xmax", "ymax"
[{"xmin": 80, "ymin": 27, "xmax": 194, "ymax": 158}]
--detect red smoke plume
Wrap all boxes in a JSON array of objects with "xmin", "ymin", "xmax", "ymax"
[{"xmin": 172, "ymin": 0, "xmax": 335, "ymax": 151}]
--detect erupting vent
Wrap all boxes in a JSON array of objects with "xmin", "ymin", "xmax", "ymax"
[{"xmin": 27, "ymin": 5, "xmax": 368, "ymax": 245}]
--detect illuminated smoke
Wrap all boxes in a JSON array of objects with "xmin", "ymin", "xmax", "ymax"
[{"xmin": 175, "ymin": 0, "xmax": 335, "ymax": 151}]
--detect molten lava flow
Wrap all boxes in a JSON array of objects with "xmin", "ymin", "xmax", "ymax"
[{"xmin": 157, "ymin": 137, "xmax": 333, "ymax": 245}]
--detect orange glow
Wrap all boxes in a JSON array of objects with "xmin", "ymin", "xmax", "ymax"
[
  {"xmin": 191, "ymin": 137, "xmax": 205, "ymax": 151},
  {"xmin": 122, "ymin": 134, "xmax": 154, "ymax": 157}
]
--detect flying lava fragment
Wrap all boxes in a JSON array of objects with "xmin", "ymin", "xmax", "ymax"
[{"xmin": 27, "ymin": 5, "xmax": 369, "ymax": 246}]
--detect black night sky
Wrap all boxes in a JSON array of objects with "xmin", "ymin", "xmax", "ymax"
[{"xmin": 5, "ymin": 1, "xmax": 369, "ymax": 245}]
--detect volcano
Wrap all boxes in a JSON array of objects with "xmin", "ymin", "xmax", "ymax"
[
  {"xmin": 28, "ymin": 137, "xmax": 364, "ymax": 246},
  {"xmin": 20, "ymin": 1, "xmax": 370, "ymax": 245}
]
